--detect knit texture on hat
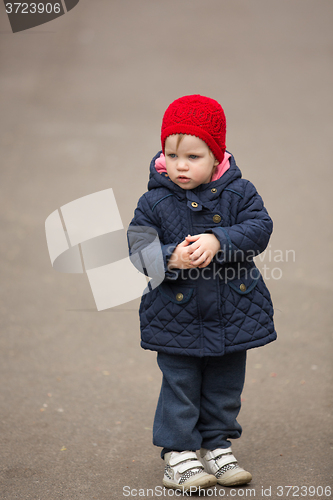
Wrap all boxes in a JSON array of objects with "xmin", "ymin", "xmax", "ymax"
[{"xmin": 161, "ymin": 95, "xmax": 226, "ymax": 163}]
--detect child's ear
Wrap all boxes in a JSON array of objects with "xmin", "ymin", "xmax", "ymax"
[{"xmin": 211, "ymin": 160, "xmax": 219, "ymax": 177}]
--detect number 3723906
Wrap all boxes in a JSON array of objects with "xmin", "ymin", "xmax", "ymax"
[
  {"xmin": 5, "ymin": 3, "xmax": 62, "ymax": 14},
  {"xmin": 277, "ymin": 485, "xmax": 331, "ymax": 497}
]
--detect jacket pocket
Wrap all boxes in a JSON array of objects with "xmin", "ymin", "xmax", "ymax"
[
  {"xmin": 221, "ymin": 265, "xmax": 262, "ymax": 346},
  {"xmin": 227, "ymin": 266, "xmax": 261, "ymax": 295},
  {"xmin": 141, "ymin": 282, "xmax": 200, "ymax": 350},
  {"xmin": 158, "ymin": 282, "xmax": 194, "ymax": 304}
]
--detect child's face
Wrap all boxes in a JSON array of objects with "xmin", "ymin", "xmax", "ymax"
[{"xmin": 164, "ymin": 134, "xmax": 219, "ymax": 190}]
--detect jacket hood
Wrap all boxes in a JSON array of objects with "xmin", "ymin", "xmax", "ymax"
[{"xmin": 147, "ymin": 150, "xmax": 242, "ymax": 196}]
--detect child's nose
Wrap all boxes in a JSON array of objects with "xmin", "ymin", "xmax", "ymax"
[{"xmin": 177, "ymin": 159, "xmax": 189, "ymax": 170}]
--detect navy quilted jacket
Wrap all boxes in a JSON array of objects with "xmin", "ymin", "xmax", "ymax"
[{"xmin": 128, "ymin": 151, "xmax": 276, "ymax": 357}]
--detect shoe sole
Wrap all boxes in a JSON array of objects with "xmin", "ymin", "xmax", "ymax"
[
  {"xmin": 163, "ymin": 474, "xmax": 217, "ymax": 491},
  {"xmin": 217, "ymin": 470, "xmax": 252, "ymax": 486}
]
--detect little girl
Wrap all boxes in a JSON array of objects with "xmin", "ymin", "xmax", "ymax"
[{"xmin": 128, "ymin": 95, "xmax": 276, "ymax": 491}]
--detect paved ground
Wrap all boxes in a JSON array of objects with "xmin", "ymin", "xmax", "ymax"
[{"xmin": 0, "ymin": 1, "xmax": 332, "ymax": 498}]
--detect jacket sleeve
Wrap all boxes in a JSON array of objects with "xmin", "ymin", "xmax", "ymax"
[
  {"xmin": 206, "ymin": 181, "xmax": 273, "ymax": 263},
  {"xmin": 127, "ymin": 194, "xmax": 181, "ymax": 281}
]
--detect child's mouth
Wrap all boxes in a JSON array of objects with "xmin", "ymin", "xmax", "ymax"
[{"xmin": 177, "ymin": 176, "xmax": 190, "ymax": 183}]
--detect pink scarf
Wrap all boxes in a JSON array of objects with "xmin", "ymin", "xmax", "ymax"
[{"xmin": 155, "ymin": 152, "xmax": 231, "ymax": 182}]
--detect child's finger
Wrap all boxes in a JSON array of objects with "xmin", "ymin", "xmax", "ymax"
[
  {"xmin": 185, "ymin": 234, "xmax": 200, "ymax": 242},
  {"xmin": 198, "ymin": 260, "xmax": 209, "ymax": 268},
  {"xmin": 193, "ymin": 248, "xmax": 214, "ymax": 263},
  {"xmin": 178, "ymin": 239, "xmax": 190, "ymax": 247},
  {"xmin": 190, "ymin": 251, "xmax": 208, "ymax": 266},
  {"xmin": 190, "ymin": 241, "xmax": 208, "ymax": 258},
  {"xmin": 198, "ymin": 255, "xmax": 212, "ymax": 268},
  {"xmin": 188, "ymin": 240, "xmax": 202, "ymax": 253},
  {"xmin": 189, "ymin": 248, "xmax": 201, "ymax": 260}
]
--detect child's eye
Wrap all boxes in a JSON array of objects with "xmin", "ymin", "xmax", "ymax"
[
  {"xmin": 189, "ymin": 155, "xmax": 198, "ymax": 160},
  {"xmin": 167, "ymin": 153, "xmax": 177, "ymax": 159}
]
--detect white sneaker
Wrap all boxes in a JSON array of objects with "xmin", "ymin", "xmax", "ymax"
[
  {"xmin": 200, "ymin": 447, "xmax": 252, "ymax": 486},
  {"xmin": 163, "ymin": 450, "xmax": 217, "ymax": 491}
]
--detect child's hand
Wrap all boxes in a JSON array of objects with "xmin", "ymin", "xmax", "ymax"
[
  {"xmin": 185, "ymin": 233, "xmax": 221, "ymax": 268},
  {"xmin": 168, "ymin": 237, "xmax": 196, "ymax": 269}
]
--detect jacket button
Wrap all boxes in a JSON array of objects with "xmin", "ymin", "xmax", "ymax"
[
  {"xmin": 213, "ymin": 214, "xmax": 221, "ymax": 223},
  {"xmin": 191, "ymin": 202, "xmax": 198, "ymax": 208},
  {"xmin": 211, "ymin": 188, "xmax": 217, "ymax": 193},
  {"xmin": 239, "ymin": 284, "xmax": 247, "ymax": 292},
  {"xmin": 176, "ymin": 293, "xmax": 184, "ymax": 301}
]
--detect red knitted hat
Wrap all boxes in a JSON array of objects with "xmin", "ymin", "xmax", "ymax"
[{"xmin": 161, "ymin": 95, "xmax": 226, "ymax": 163}]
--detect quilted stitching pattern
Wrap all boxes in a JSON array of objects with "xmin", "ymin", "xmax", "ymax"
[
  {"xmin": 222, "ymin": 276, "xmax": 274, "ymax": 348},
  {"xmin": 129, "ymin": 151, "xmax": 276, "ymax": 357}
]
